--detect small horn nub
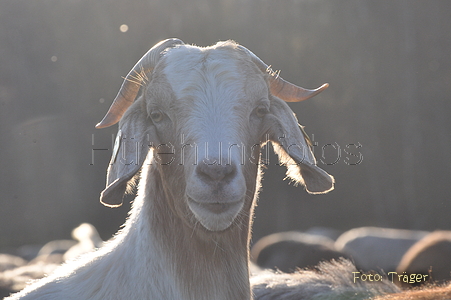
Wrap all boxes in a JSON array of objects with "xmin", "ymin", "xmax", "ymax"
[
  {"xmin": 237, "ymin": 45, "xmax": 328, "ymax": 102},
  {"xmin": 96, "ymin": 38, "xmax": 184, "ymax": 129}
]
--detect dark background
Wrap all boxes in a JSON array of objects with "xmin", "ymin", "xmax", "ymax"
[{"xmin": 1, "ymin": 0, "xmax": 450, "ymax": 250}]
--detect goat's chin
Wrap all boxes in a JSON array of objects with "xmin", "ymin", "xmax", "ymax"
[{"xmin": 187, "ymin": 197, "xmax": 244, "ymax": 231}]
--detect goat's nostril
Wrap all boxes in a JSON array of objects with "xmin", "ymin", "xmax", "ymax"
[{"xmin": 196, "ymin": 163, "xmax": 237, "ymax": 182}]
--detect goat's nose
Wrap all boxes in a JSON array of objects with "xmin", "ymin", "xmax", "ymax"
[{"xmin": 196, "ymin": 162, "xmax": 237, "ymax": 183}]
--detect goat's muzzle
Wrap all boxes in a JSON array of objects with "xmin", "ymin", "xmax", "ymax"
[{"xmin": 186, "ymin": 161, "xmax": 246, "ymax": 231}]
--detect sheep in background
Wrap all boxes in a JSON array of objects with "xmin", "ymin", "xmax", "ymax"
[
  {"xmin": 0, "ymin": 246, "xmax": 65, "ymax": 296},
  {"xmin": 1, "ymin": 242, "xmax": 71, "ymax": 297},
  {"xmin": 252, "ymin": 258, "xmax": 400, "ymax": 300},
  {"xmin": 36, "ymin": 240, "xmax": 76, "ymax": 259},
  {"xmin": 0, "ymin": 254, "xmax": 27, "ymax": 273},
  {"xmin": 0, "ymin": 223, "xmax": 103, "ymax": 297},
  {"xmin": 335, "ymin": 227, "xmax": 429, "ymax": 273},
  {"xmin": 0, "ymin": 260, "xmax": 60, "ymax": 296},
  {"xmin": 63, "ymin": 223, "xmax": 103, "ymax": 261},
  {"xmin": 304, "ymin": 226, "xmax": 343, "ymax": 241},
  {"xmin": 7, "ymin": 38, "xmax": 334, "ymax": 300},
  {"xmin": 251, "ymin": 231, "xmax": 349, "ymax": 272},
  {"xmin": 396, "ymin": 230, "xmax": 451, "ymax": 285},
  {"xmin": 0, "ymin": 255, "xmax": 28, "ymax": 298}
]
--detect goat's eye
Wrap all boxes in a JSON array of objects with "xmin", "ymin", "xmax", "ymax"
[
  {"xmin": 255, "ymin": 105, "xmax": 269, "ymax": 118},
  {"xmin": 150, "ymin": 110, "xmax": 164, "ymax": 123}
]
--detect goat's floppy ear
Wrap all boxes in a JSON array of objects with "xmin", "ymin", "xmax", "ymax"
[
  {"xmin": 267, "ymin": 97, "xmax": 334, "ymax": 194},
  {"xmin": 99, "ymin": 99, "xmax": 155, "ymax": 207}
]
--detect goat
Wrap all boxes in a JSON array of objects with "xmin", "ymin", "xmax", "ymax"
[{"xmin": 7, "ymin": 38, "xmax": 334, "ymax": 300}]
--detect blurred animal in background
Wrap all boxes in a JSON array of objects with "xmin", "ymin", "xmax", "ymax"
[
  {"xmin": 335, "ymin": 227, "xmax": 428, "ymax": 273},
  {"xmin": 396, "ymin": 230, "xmax": 451, "ymax": 286},
  {"xmin": 304, "ymin": 226, "xmax": 343, "ymax": 241},
  {"xmin": 251, "ymin": 231, "xmax": 349, "ymax": 272},
  {"xmin": 0, "ymin": 223, "xmax": 102, "ymax": 298},
  {"xmin": 63, "ymin": 223, "xmax": 103, "ymax": 262}
]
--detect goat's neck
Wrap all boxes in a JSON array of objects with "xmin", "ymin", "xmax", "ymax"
[{"xmin": 123, "ymin": 164, "xmax": 254, "ymax": 300}]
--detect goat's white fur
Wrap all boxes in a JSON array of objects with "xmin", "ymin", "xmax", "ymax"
[{"xmin": 8, "ymin": 40, "xmax": 334, "ymax": 300}]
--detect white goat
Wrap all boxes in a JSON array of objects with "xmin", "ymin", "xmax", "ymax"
[{"xmin": 8, "ymin": 38, "xmax": 334, "ymax": 300}]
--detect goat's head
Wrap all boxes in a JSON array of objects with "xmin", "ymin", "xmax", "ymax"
[{"xmin": 96, "ymin": 38, "xmax": 334, "ymax": 232}]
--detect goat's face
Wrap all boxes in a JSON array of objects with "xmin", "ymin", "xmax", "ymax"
[
  {"xmin": 97, "ymin": 40, "xmax": 334, "ymax": 232},
  {"xmin": 144, "ymin": 45, "xmax": 271, "ymax": 231}
]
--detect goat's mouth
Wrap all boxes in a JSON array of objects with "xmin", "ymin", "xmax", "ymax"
[{"xmin": 187, "ymin": 197, "xmax": 244, "ymax": 231}]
